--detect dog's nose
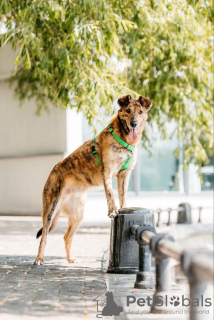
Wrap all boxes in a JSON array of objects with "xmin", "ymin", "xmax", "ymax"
[{"xmin": 130, "ymin": 120, "xmax": 137, "ymax": 128}]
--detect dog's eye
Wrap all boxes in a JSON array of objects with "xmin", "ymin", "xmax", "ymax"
[
  {"xmin": 139, "ymin": 111, "xmax": 143, "ymax": 114},
  {"xmin": 126, "ymin": 109, "xmax": 131, "ymax": 113}
]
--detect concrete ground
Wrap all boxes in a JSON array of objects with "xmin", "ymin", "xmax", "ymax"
[{"xmin": 0, "ymin": 215, "xmax": 213, "ymax": 320}]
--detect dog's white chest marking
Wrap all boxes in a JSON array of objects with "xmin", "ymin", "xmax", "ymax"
[
  {"xmin": 109, "ymin": 151, "xmax": 130, "ymax": 177},
  {"xmin": 119, "ymin": 153, "xmax": 128, "ymax": 162}
]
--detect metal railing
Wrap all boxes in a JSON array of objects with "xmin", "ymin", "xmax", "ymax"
[
  {"xmin": 142, "ymin": 230, "xmax": 213, "ymax": 281},
  {"xmin": 150, "ymin": 203, "xmax": 213, "ymax": 227},
  {"xmin": 131, "ymin": 224, "xmax": 213, "ymax": 320}
]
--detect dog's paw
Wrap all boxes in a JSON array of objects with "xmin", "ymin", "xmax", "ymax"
[
  {"xmin": 67, "ymin": 257, "xmax": 77, "ymax": 263},
  {"xmin": 33, "ymin": 258, "xmax": 44, "ymax": 265},
  {"xmin": 108, "ymin": 210, "xmax": 118, "ymax": 219}
]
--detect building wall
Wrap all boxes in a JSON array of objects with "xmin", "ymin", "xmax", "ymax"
[
  {"xmin": 0, "ymin": 155, "xmax": 63, "ymax": 214},
  {"xmin": 0, "ymin": 80, "xmax": 67, "ymax": 213},
  {"xmin": 0, "ymin": 82, "xmax": 66, "ymax": 157},
  {"xmin": 0, "ymin": 44, "xmax": 73, "ymax": 214}
]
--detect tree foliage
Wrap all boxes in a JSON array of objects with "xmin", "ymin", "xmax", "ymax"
[{"xmin": 0, "ymin": 0, "xmax": 213, "ymax": 167}]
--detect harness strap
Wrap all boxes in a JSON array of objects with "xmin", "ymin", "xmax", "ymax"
[
  {"xmin": 107, "ymin": 125, "xmax": 135, "ymax": 152},
  {"xmin": 92, "ymin": 124, "xmax": 135, "ymax": 172},
  {"xmin": 92, "ymin": 138, "xmax": 100, "ymax": 166}
]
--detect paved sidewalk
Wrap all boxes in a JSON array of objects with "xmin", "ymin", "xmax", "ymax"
[
  {"xmin": 0, "ymin": 217, "xmax": 213, "ymax": 320},
  {"xmin": 0, "ymin": 217, "xmax": 110, "ymax": 319}
]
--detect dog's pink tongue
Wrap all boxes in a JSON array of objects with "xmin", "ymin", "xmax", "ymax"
[{"xmin": 128, "ymin": 128, "xmax": 138, "ymax": 142}]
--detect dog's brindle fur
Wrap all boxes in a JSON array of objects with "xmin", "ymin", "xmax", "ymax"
[{"xmin": 34, "ymin": 95, "xmax": 152, "ymax": 265}]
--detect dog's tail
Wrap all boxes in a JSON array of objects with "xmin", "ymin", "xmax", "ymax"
[
  {"xmin": 36, "ymin": 211, "xmax": 60, "ymax": 239},
  {"xmin": 36, "ymin": 228, "xmax": 43, "ymax": 239}
]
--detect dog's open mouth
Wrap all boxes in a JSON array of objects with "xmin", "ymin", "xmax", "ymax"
[{"xmin": 128, "ymin": 128, "xmax": 138, "ymax": 142}]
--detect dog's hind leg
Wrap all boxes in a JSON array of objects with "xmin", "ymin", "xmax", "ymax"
[
  {"xmin": 34, "ymin": 198, "xmax": 60, "ymax": 265},
  {"xmin": 63, "ymin": 192, "xmax": 86, "ymax": 263},
  {"xmin": 48, "ymin": 210, "xmax": 60, "ymax": 233},
  {"xmin": 64, "ymin": 220, "xmax": 81, "ymax": 263}
]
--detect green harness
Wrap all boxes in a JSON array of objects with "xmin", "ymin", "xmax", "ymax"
[{"xmin": 92, "ymin": 124, "xmax": 135, "ymax": 172}]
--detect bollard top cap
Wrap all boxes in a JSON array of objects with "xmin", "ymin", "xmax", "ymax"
[{"xmin": 118, "ymin": 207, "xmax": 150, "ymax": 215}]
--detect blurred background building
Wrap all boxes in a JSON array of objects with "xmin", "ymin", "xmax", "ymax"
[{"xmin": 0, "ymin": 44, "xmax": 213, "ymax": 216}]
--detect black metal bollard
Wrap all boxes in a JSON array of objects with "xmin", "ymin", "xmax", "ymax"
[
  {"xmin": 107, "ymin": 207, "xmax": 155, "ymax": 274},
  {"xmin": 149, "ymin": 233, "xmax": 174, "ymax": 313},
  {"xmin": 130, "ymin": 221, "xmax": 156, "ymax": 289},
  {"xmin": 189, "ymin": 279, "xmax": 207, "ymax": 320},
  {"xmin": 182, "ymin": 250, "xmax": 210, "ymax": 320},
  {"xmin": 156, "ymin": 208, "xmax": 161, "ymax": 227},
  {"xmin": 198, "ymin": 207, "xmax": 202, "ymax": 223},
  {"xmin": 155, "ymin": 258, "xmax": 171, "ymax": 292},
  {"xmin": 134, "ymin": 239, "xmax": 155, "ymax": 289},
  {"xmin": 167, "ymin": 208, "xmax": 172, "ymax": 226},
  {"xmin": 177, "ymin": 203, "xmax": 192, "ymax": 224}
]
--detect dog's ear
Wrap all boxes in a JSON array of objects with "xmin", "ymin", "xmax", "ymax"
[
  {"xmin": 118, "ymin": 95, "xmax": 132, "ymax": 108},
  {"xmin": 138, "ymin": 96, "xmax": 152, "ymax": 111}
]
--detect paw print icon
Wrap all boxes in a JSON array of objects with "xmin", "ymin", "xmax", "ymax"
[{"xmin": 170, "ymin": 296, "xmax": 180, "ymax": 307}]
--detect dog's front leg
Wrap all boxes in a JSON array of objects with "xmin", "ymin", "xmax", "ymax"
[
  {"xmin": 102, "ymin": 168, "xmax": 117, "ymax": 218},
  {"xmin": 117, "ymin": 169, "xmax": 132, "ymax": 208}
]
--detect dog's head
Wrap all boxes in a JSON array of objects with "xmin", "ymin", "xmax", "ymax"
[{"xmin": 118, "ymin": 95, "xmax": 152, "ymax": 141}]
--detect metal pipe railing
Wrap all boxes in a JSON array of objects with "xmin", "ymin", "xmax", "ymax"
[
  {"xmin": 141, "ymin": 230, "xmax": 214, "ymax": 281},
  {"xmin": 132, "ymin": 225, "xmax": 213, "ymax": 320},
  {"xmin": 150, "ymin": 203, "xmax": 213, "ymax": 227},
  {"xmin": 142, "ymin": 230, "xmax": 183, "ymax": 260}
]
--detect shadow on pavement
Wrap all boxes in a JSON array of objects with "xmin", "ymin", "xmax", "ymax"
[{"xmin": 0, "ymin": 255, "xmax": 106, "ymax": 317}]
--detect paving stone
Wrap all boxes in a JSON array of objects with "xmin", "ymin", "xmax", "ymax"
[
  {"xmin": 0, "ymin": 217, "xmax": 213, "ymax": 320},
  {"xmin": 0, "ymin": 217, "xmax": 109, "ymax": 319}
]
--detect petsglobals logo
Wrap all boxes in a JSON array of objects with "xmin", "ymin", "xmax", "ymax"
[
  {"xmin": 170, "ymin": 296, "xmax": 180, "ymax": 307},
  {"xmin": 127, "ymin": 294, "xmax": 212, "ymax": 308},
  {"xmin": 94, "ymin": 291, "xmax": 123, "ymax": 318},
  {"xmin": 127, "ymin": 294, "xmax": 212, "ymax": 315},
  {"xmin": 93, "ymin": 292, "xmax": 212, "ymax": 317}
]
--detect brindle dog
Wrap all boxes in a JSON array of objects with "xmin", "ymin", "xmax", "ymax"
[{"xmin": 34, "ymin": 95, "xmax": 152, "ymax": 265}]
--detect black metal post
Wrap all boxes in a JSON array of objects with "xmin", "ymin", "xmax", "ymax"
[
  {"xmin": 149, "ymin": 233, "xmax": 174, "ymax": 313},
  {"xmin": 134, "ymin": 242, "xmax": 154, "ymax": 289},
  {"xmin": 182, "ymin": 250, "xmax": 210, "ymax": 320},
  {"xmin": 156, "ymin": 209, "xmax": 161, "ymax": 227},
  {"xmin": 189, "ymin": 279, "xmax": 207, "ymax": 320},
  {"xmin": 198, "ymin": 207, "xmax": 202, "ymax": 223},
  {"xmin": 155, "ymin": 258, "xmax": 171, "ymax": 292},
  {"xmin": 107, "ymin": 207, "xmax": 155, "ymax": 274},
  {"xmin": 167, "ymin": 208, "xmax": 172, "ymax": 226},
  {"xmin": 177, "ymin": 203, "xmax": 192, "ymax": 224},
  {"xmin": 151, "ymin": 257, "xmax": 171, "ymax": 312}
]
